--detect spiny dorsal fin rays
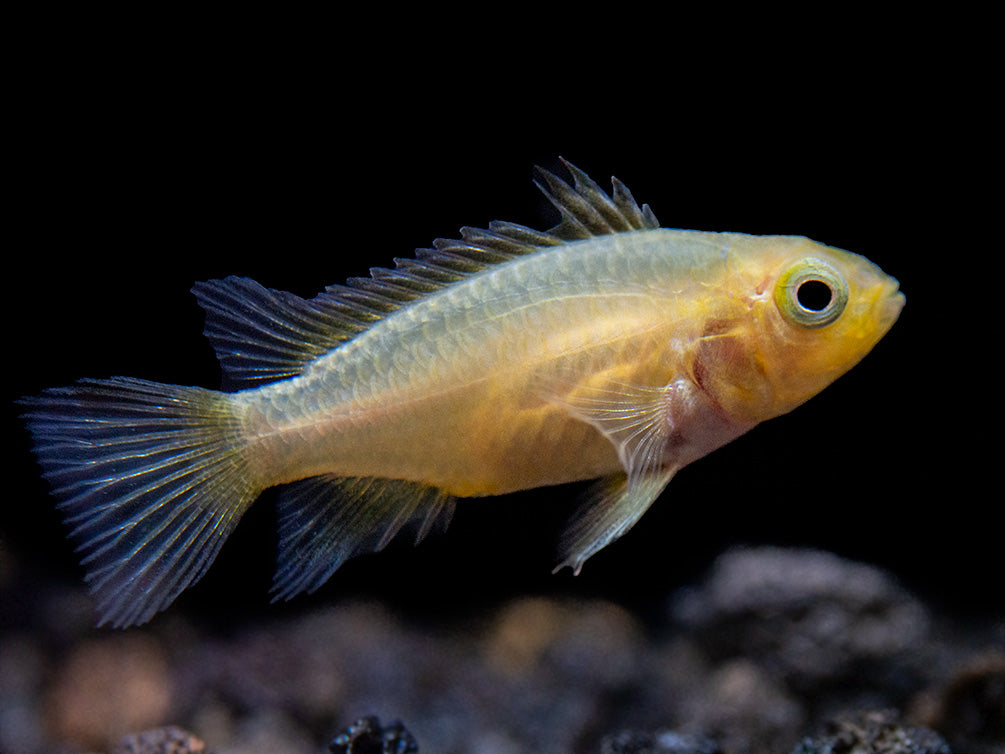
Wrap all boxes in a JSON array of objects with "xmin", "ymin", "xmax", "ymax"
[
  {"xmin": 534, "ymin": 167, "xmax": 611, "ymax": 238},
  {"xmin": 195, "ymin": 160, "xmax": 660, "ymax": 388},
  {"xmin": 534, "ymin": 158, "xmax": 660, "ymax": 238},
  {"xmin": 612, "ymin": 176, "xmax": 660, "ymax": 231}
]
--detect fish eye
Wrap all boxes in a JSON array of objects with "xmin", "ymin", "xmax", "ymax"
[{"xmin": 774, "ymin": 258, "xmax": 849, "ymax": 328}]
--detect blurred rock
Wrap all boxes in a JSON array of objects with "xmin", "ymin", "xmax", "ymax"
[
  {"xmin": 46, "ymin": 634, "xmax": 171, "ymax": 751},
  {"xmin": 677, "ymin": 659, "xmax": 804, "ymax": 753},
  {"xmin": 671, "ymin": 547, "xmax": 931, "ymax": 699},
  {"xmin": 222, "ymin": 708, "xmax": 317, "ymax": 754},
  {"xmin": 2, "ymin": 546, "xmax": 1002, "ymax": 753},
  {"xmin": 920, "ymin": 650, "xmax": 1005, "ymax": 754},
  {"xmin": 484, "ymin": 597, "xmax": 644, "ymax": 688},
  {"xmin": 0, "ymin": 633, "xmax": 46, "ymax": 754},
  {"xmin": 112, "ymin": 725, "xmax": 206, "ymax": 754},
  {"xmin": 600, "ymin": 729, "xmax": 723, "ymax": 754}
]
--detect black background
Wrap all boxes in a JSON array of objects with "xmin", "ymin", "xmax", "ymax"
[{"xmin": 5, "ymin": 22, "xmax": 998, "ymax": 630}]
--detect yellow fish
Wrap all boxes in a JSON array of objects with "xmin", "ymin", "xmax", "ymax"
[{"xmin": 21, "ymin": 161, "xmax": 904, "ymax": 627}]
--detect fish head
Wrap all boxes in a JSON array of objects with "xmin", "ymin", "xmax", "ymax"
[{"xmin": 741, "ymin": 236, "xmax": 905, "ymax": 420}]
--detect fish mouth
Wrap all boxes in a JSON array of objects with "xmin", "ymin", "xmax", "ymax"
[{"xmin": 878, "ymin": 279, "xmax": 905, "ymax": 331}]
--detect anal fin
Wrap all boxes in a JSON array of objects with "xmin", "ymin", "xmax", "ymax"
[{"xmin": 271, "ymin": 475, "xmax": 454, "ymax": 602}]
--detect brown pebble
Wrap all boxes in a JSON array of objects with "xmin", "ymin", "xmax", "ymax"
[{"xmin": 112, "ymin": 725, "xmax": 207, "ymax": 754}]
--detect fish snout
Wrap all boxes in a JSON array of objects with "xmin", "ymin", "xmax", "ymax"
[{"xmin": 878, "ymin": 280, "xmax": 905, "ymax": 331}]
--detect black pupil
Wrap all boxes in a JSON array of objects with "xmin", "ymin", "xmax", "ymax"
[{"xmin": 796, "ymin": 279, "xmax": 833, "ymax": 311}]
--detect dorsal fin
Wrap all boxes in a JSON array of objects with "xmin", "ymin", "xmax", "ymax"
[
  {"xmin": 191, "ymin": 277, "xmax": 355, "ymax": 388},
  {"xmin": 534, "ymin": 159, "xmax": 659, "ymax": 238},
  {"xmin": 195, "ymin": 159, "xmax": 660, "ymax": 387}
]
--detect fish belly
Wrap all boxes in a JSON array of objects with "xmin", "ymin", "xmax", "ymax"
[{"xmin": 237, "ymin": 364, "xmax": 628, "ymax": 497}]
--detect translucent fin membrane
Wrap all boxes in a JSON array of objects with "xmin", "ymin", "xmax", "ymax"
[
  {"xmin": 20, "ymin": 378, "xmax": 258, "ymax": 627},
  {"xmin": 271, "ymin": 475, "xmax": 454, "ymax": 601}
]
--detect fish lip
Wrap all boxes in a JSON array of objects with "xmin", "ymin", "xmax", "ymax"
[{"xmin": 878, "ymin": 279, "xmax": 905, "ymax": 329}]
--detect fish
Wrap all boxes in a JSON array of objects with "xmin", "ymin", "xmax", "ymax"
[{"xmin": 20, "ymin": 160, "xmax": 905, "ymax": 627}]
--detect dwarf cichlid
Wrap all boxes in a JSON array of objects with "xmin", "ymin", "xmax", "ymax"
[{"xmin": 21, "ymin": 160, "xmax": 904, "ymax": 627}]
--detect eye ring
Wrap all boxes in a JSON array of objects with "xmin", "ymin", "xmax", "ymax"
[{"xmin": 774, "ymin": 257, "xmax": 849, "ymax": 328}]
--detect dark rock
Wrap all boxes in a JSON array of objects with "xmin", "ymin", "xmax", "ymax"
[
  {"xmin": 329, "ymin": 715, "xmax": 419, "ymax": 754},
  {"xmin": 792, "ymin": 709, "xmax": 951, "ymax": 754}
]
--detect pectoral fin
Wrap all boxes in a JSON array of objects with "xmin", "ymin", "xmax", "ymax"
[
  {"xmin": 546, "ymin": 378, "xmax": 679, "ymax": 572},
  {"xmin": 548, "ymin": 378, "xmax": 673, "ymax": 487}
]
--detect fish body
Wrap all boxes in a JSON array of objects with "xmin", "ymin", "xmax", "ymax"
[
  {"xmin": 21, "ymin": 162, "xmax": 904, "ymax": 626},
  {"xmin": 243, "ymin": 229, "xmax": 746, "ymax": 494}
]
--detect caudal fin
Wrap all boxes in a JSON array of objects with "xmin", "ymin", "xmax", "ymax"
[{"xmin": 20, "ymin": 377, "xmax": 260, "ymax": 627}]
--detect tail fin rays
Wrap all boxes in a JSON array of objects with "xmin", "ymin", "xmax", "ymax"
[{"xmin": 20, "ymin": 377, "xmax": 258, "ymax": 628}]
